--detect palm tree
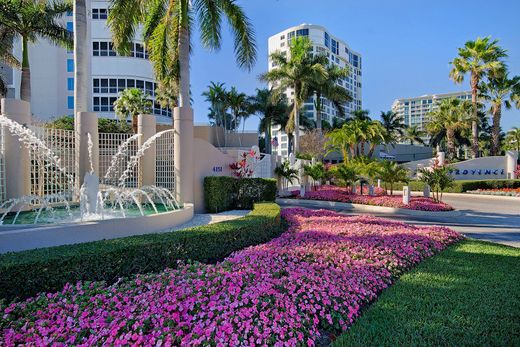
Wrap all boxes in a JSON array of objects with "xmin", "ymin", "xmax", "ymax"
[
  {"xmin": 480, "ymin": 73, "xmax": 520, "ymax": 155},
  {"xmin": 505, "ymin": 127, "xmax": 520, "ymax": 152},
  {"xmin": 227, "ymin": 87, "xmax": 253, "ymax": 145},
  {"xmin": 74, "ymin": 0, "xmax": 88, "ymax": 115},
  {"xmin": 251, "ymin": 88, "xmax": 289, "ymax": 154},
  {"xmin": 325, "ymin": 122, "xmax": 358, "ymax": 162},
  {"xmin": 402, "ymin": 125, "xmax": 426, "ymax": 146},
  {"xmin": 378, "ymin": 161, "xmax": 408, "ymax": 195},
  {"xmin": 450, "ymin": 36, "xmax": 507, "ymax": 158},
  {"xmin": 380, "ymin": 110, "xmax": 405, "ymax": 139},
  {"xmin": 261, "ymin": 36, "xmax": 327, "ymax": 153},
  {"xmin": 202, "ymin": 82, "xmax": 229, "ymax": 146},
  {"xmin": 108, "ymin": 0, "xmax": 256, "ymax": 113},
  {"xmin": 0, "ymin": 0, "xmax": 73, "ymax": 102},
  {"xmin": 311, "ymin": 62, "xmax": 352, "ymax": 132},
  {"xmin": 427, "ymin": 98, "xmax": 472, "ymax": 159},
  {"xmin": 366, "ymin": 121, "xmax": 387, "ymax": 158},
  {"xmin": 350, "ymin": 109, "xmax": 371, "ymax": 121},
  {"xmin": 113, "ymin": 88, "xmax": 152, "ymax": 133},
  {"xmin": 0, "ymin": 25, "xmax": 19, "ymax": 107}
]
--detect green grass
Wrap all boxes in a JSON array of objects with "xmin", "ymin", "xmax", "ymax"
[{"xmin": 334, "ymin": 240, "xmax": 520, "ymax": 346}]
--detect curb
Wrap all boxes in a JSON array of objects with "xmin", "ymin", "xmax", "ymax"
[
  {"xmin": 394, "ymin": 191, "xmax": 520, "ymax": 201},
  {"xmin": 276, "ymin": 198, "xmax": 463, "ymax": 217}
]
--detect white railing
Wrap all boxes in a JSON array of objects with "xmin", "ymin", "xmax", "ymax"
[
  {"xmin": 99, "ymin": 132, "xmax": 138, "ymax": 188},
  {"xmin": 29, "ymin": 126, "xmax": 76, "ymax": 202},
  {"xmin": 155, "ymin": 131, "xmax": 175, "ymax": 191},
  {"xmin": 252, "ymin": 153, "xmax": 273, "ymax": 178}
]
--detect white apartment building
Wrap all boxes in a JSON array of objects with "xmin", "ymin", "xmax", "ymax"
[
  {"xmin": 392, "ymin": 91, "xmax": 472, "ymax": 138},
  {"xmin": 7, "ymin": 1, "xmax": 171, "ymax": 123},
  {"xmin": 267, "ymin": 24, "xmax": 362, "ymax": 157}
]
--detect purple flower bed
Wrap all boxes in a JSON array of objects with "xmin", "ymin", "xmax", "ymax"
[
  {"xmin": 0, "ymin": 208, "xmax": 461, "ymax": 346},
  {"xmin": 301, "ymin": 185, "xmax": 454, "ymax": 211}
]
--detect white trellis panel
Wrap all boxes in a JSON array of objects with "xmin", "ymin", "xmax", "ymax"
[
  {"xmin": 155, "ymin": 131, "xmax": 175, "ymax": 191},
  {"xmin": 29, "ymin": 126, "xmax": 76, "ymax": 202},
  {"xmin": 99, "ymin": 132, "xmax": 138, "ymax": 188},
  {"xmin": 252, "ymin": 153, "xmax": 273, "ymax": 178}
]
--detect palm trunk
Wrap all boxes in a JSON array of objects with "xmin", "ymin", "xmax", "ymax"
[
  {"xmin": 293, "ymin": 101, "xmax": 300, "ymax": 153},
  {"xmin": 20, "ymin": 36, "xmax": 31, "ymax": 102},
  {"xmin": 446, "ymin": 128, "xmax": 456, "ymax": 159},
  {"xmin": 491, "ymin": 103, "xmax": 501, "ymax": 156},
  {"xmin": 266, "ymin": 122, "xmax": 272, "ymax": 154},
  {"xmin": 315, "ymin": 92, "xmax": 322, "ymax": 133},
  {"xmin": 178, "ymin": 26, "xmax": 190, "ymax": 109},
  {"xmin": 74, "ymin": 0, "xmax": 89, "ymax": 114},
  {"xmin": 132, "ymin": 114, "xmax": 138, "ymax": 133},
  {"xmin": 470, "ymin": 74, "xmax": 479, "ymax": 158}
]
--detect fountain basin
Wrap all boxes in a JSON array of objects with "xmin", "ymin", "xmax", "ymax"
[{"xmin": 0, "ymin": 204, "xmax": 194, "ymax": 254}]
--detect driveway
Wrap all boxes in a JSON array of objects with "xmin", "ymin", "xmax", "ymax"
[{"xmin": 279, "ymin": 193, "xmax": 520, "ymax": 248}]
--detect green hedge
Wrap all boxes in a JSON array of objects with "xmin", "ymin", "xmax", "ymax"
[
  {"xmin": 391, "ymin": 179, "xmax": 520, "ymax": 193},
  {"xmin": 0, "ymin": 203, "xmax": 281, "ymax": 303},
  {"xmin": 204, "ymin": 177, "xmax": 277, "ymax": 213}
]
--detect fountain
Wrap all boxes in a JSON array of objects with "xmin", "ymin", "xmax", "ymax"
[{"xmin": 0, "ymin": 114, "xmax": 182, "ymax": 226}]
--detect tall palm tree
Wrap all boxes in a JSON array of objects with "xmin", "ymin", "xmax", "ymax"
[
  {"xmin": 325, "ymin": 122, "xmax": 358, "ymax": 162},
  {"xmin": 480, "ymin": 73, "xmax": 520, "ymax": 155},
  {"xmin": 227, "ymin": 87, "xmax": 253, "ymax": 145},
  {"xmin": 0, "ymin": 0, "xmax": 73, "ymax": 102},
  {"xmin": 311, "ymin": 62, "xmax": 352, "ymax": 132},
  {"xmin": 427, "ymin": 98, "xmax": 472, "ymax": 159},
  {"xmin": 251, "ymin": 88, "xmax": 289, "ymax": 154},
  {"xmin": 449, "ymin": 36, "xmax": 507, "ymax": 158},
  {"xmin": 0, "ymin": 24, "xmax": 19, "ymax": 106},
  {"xmin": 202, "ymin": 82, "xmax": 229, "ymax": 145},
  {"xmin": 402, "ymin": 125, "xmax": 426, "ymax": 146},
  {"xmin": 505, "ymin": 127, "xmax": 520, "ymax": 152},
  {"xmin": 261, "ymin": 36, "xmax": 327, "ymax": 153},
  {"xmin": 108, "ymin": 0, "xmax": 256, "ymax": 114},
  {"xmin": 380, "ymin": 110, "xmax": 405, "ymax": 139},
  {"xmin": 366, "ymin": 121, "xmax": 387, "ymax": 158}
]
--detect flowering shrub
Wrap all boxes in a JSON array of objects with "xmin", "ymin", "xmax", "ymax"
[
  {"xmin": 301, "ymin": 185, "xmax": 454, "ymax": 211},
  {"xmin": 0, "ymin": 208, "xmax": 462, "ymax": 346},
  {"xmin": 515, "ymin": 165, "xmax": 520, "ymax": 178},
  {"xmin": 467, "ymin": 188, "xmax": 520, "ymax": 197},
  {"xmin": 229, "ymin": 149, "xmax": 259, "ymax": 178}
]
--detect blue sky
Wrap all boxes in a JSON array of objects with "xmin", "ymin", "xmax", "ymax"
[{"xmin": 189, "ymin": 0, "xmax": 520, "ymax": 131}]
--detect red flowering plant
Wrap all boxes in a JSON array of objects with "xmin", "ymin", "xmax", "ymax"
[
  {"xmin": 229, "ymin": 149, "xmax": 259, "ymax": 178},
  {"xmin": 515, "ymin": 165, "xmax": 520, "ymax": 178}
]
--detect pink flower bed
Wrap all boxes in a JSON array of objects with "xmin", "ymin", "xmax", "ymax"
[
  {"xmin": 0, "ymin": 208, "xmax": 462, "ymax": 346},
  {"xmin": 302, "ymin": 185, "xmax": 454, "ymax": 211}
]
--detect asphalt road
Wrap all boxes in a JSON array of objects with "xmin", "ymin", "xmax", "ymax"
[{"xmin": 280, "ymin": 193, "xmax": 520, "ymax": 248}]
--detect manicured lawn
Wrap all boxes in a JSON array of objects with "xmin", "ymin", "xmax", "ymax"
[{"xmin": 334, "ymin": 240, "xmax": 520, "ymax": 346}]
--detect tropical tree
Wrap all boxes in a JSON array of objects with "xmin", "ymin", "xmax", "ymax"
[
  {"xmin": 227, "ymin": 87, "xmax": 253, "ymax": 145},
  {"xmin": 380, "ymin": 110, "xmax": 405, "ymax": 140},
  {"xmin": 0, "ymin": 0, "xmax": 73, "ymax": 101},
  {"xmin": 325, "ymin": 122, "xmax": 358, "ymax": 162},
  {"xmin": 274, "ymin": 160, "xmax": 299, "ymax": 191},
  {"xmin": 113, "ymin": 88, "xmax": 152, "ymax": 133},
  {"xmin": 303, "ymin": 162, "xmax": 326, "ymax": 189},
  {"xmin": 402, "ymin": 125, "xmax": 426, "ymax": 146},
  {"xmin": 311, "ymin": 62, "xmax": 352, "ymax": 132},
  {"xmin": 261, "ymin": 36, "xmax": 327, "ymax": 153},
  {"xmin": 427, "ymin": 98, "xmax": 472, "ymax": 159},
  {"xmin": 251, "ymin": 88, "xmax": 288, "ymax": 154},
  {"xmin": 365, "ymin": 121, "xmax": 388, "ymax": 157},
  {"xmin": 479, "ymin": 73, "xmax": 520, "ymax": 155},
  {"xmin": 203, "ymin": 82, "xmax": 229, "ymax": 146},
  {"xmin": 419, "ymin": 165, "xmax": 454, "ymax": 202},
  {"xmin": 505, "ymin": 127, "xmax": 520, "ymax": 152},
  {"xmin": 377, "ymin": 161, "xmax": 408, "ymax": 195},
  {"xmin": 350, "ymin": 109, "xmax": 371, "ymax": 121},
  {"xmin": 450, "ymin": 36, "xmax": 507, "ymax": 158},
  {"xmin": 108, "ymin": 0, "xmax": 256, "ymax": 118},
  {"xmin": 74, "ymin": 0, "xmax": 88, "ymax": 115},
  {"xmin": 0, "ymin": 24, "xmax": 19, "ymax": 104},
  {"xmin": 331, "ymin": 163, "xmax": 359, "ymax": 188}
]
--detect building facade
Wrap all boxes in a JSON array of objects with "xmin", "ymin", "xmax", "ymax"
[
  {"xmin": 391, "ymin": 91, "xmax": 472, "ymax": 142},
  {"xmin": 7, "ymin": 0, "xmax": 171, "ymax": 123},
  {"xmin": 267, "ymin": 24, "xmax": 362, "ymax": 157}
]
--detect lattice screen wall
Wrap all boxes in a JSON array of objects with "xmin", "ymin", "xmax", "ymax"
[
  {"xmin": 99, "ymin": 132, "xmax": 138, "ymax": 188},
  {"xmin": 155, "ymin": 131, "xmax": 175, "ymax": 191}
]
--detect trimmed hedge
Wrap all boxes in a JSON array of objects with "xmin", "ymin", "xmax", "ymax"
[
  {"xmin": 204, "ymin": 177, "xmax": 277, "ymax": 213},
  {"xmin": 0, "ymin": 203, "xmax": 281, "ymax": 303},
  {"xmin": 391, "ymin": 179, "xmax": 520, "ymax": 193}
]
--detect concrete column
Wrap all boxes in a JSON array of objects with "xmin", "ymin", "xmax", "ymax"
[
  {"xmin": 2, "ymin": 99, "xmax": 31, "ymax": 199},
  {"xmin": 505, "ymin": 151, "xmax": 518, "ymax": 179},
  {"xmin": 174, "ymin": 106, "xmax": 194, "ymax": 204},
  {"xmin": 403, "ymin": 186, "xmax": 411, "ymax": 204},
  {"xmin": 423, "ymin": 184, "xmax": 431, "ymax": 198},
  {"xmin": 368, "ymin": 185, "xmax": 375, "ymax": 196},
  {"xmin": 138, "ymin": 114, "xmax": 156, "ymax": 187},
  {"xmin": 76, "ymin": 112, "xmax": 99, "ymax": 190}
]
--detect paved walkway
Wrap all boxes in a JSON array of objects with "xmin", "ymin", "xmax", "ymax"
[
  {"xmin": 280, "ymin": 193, "xmax": 520, "ymax": 248},
  {"xmin": 168, "ymin": 210, "xmax": 250, "ymax": 231}
]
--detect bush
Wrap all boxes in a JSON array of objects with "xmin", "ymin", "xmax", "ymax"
[
  {"xmin": 204, "ymin": 177, "xmax": 277, "ymax": 213},
  {"xmin": 0, "ymin": 203, "xmax": 281, "ymax": 303},
  {"xmin": 392, "ymin": 179, "xmax": 520, "ymax": 193}
]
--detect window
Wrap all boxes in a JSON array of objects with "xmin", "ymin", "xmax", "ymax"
[
  {"xmin": 67, "ymin": 78, "xmax": 74, "ymax": 91},
  {"xmin": 280, "ymin": 35, "xmax": 285, "ymax": 40},
  {"xmin": 67, "ymin": 59, "xmax": 74, "ymax": 72},
  {"xmin": 66, "ymin": 22, "xmax": 73, "ymax": 32},
  {"xmin": 135, "ymin": 43, "xmax": 144, "ymax": 58},
  {"xmin": 331, "ymin": 39, "xmax": 338, "ymax": 54},
  {"xmin": 109, "ymin": 79, "xmax": 117, "ymax": 93},
  {"xmin": 324, "ymin": 32, "xmax": 330, "ymax": 48},
  {"xmin": 100, "ymin": 78, "xmax": 108, "ymax": 93},
  {"xmin": 93, "ymin": 79, "xmax": 99, "ymax": 93},
  {"xmin": 118, "ymin": 79, "xmax": 125, "ymax": 92},
  {"xmin": 67, "ymin": 96, "xmax": 74, "ymax": 109},
  {"xmin": 296, "ymin": 28, "xmax": 309, "ymax": 36},
  {"xmin": 92, "ymin": 8, "xmax": 108, "ymax": 20}
]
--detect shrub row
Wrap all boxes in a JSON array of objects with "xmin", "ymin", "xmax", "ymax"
[
  {"xmin": 204, "ymin": 176, "xmax": 277, "ymax": 213},
  {"xmin": 0, "ymin": 203, "xmax": 282, "ymax": 303},
  {"xmin": 391, "ymin": 179, "xmax": 520, "ymax": 193}
]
